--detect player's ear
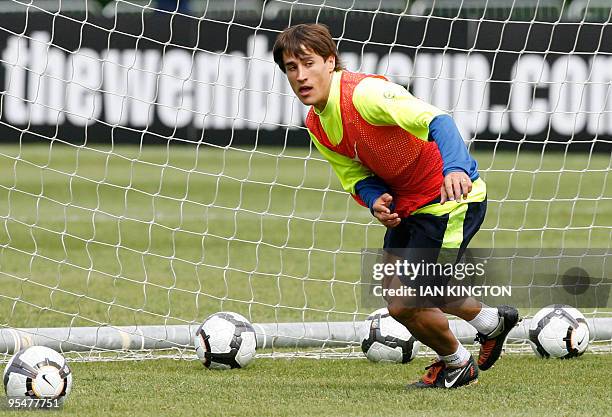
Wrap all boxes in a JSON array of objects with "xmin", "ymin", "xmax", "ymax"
[{"xmin": 325, "ymin": 55, "xmax": 335, "ymax": 73}]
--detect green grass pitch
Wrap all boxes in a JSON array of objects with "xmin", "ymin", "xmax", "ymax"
[
  {"xmin": 2, "ymin": 356, "xmax": 612, "ymax": 417},
  {"xmin": 0, "ymin": 144, "xmax": 610, "ymax": 416}
]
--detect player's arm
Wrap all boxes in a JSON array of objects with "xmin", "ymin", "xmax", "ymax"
[
  {"xmin": 353, "ymin": 77, "xmax": 479, "ymax": 204},
  {"xmin": 309, "ymin": 131, "xmax": 400, "ymax": 227},
  {"xmin": 428, "ymin": 114, "xmax": 478, "ymax": 204},
  {"xmin": 355, "ymin": 177, "xmax": 400, "ymax": 228}
]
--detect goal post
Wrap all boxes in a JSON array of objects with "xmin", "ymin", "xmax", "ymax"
[
  {"xmin": 0, "ymin": 0, "xmax": 611, "ymax": 360},
  {"xmin": 2, "ymin": 317, "xmax": 612, "ymax": 356}
]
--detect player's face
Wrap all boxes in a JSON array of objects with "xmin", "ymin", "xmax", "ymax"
[{"xmin": 283, "ymin": 47, "xmax": 335, "ymax": 111}]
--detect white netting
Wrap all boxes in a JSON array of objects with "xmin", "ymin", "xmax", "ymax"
[{"xmin": 0, "ymin": 0, "xmax": 610, "ymax": 360}]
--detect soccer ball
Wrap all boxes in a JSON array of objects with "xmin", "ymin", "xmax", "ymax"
[
  {"xmin": 3, "ymin": 346, "xmax": 72, "ymax": 404},
  {"xmin": 528, "ymin": 304, "xmax": 590, "ymax": 358},
  {"xmin": 194, "ymin": 312, "xmax": 257, "ymax": 369},
  {"xmin": 360, "ymin": 308, "xmax": 421, "ymax": 363}
]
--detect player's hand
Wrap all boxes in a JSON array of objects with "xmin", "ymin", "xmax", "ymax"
[
  {"xmin": 372, "ymin": 193, "xmax": 401, "ymax": 228},
  {"xmin": 440, "ymin": 172, "xmax": 472, "ymax": 204}
]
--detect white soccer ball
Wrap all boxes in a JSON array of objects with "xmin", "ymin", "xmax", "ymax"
[
  {"xmin": 528, "ymin": 304, "xmax": 590, "ymax": 358},
  {"xmin": 194, "ymin": 312, "xmax": 257, "ymax": 369},
  {"xmin": 360, "ymin": 308, "xmax": 421, "ymax": 363},
  {"xmin": 3, "ymin": 346, "xmax": 72, "ymax": 404}
]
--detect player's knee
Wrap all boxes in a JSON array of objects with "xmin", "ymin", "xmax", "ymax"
[{"xmin": 387, "ymin": 302, "xmax": 418, "ymax": 322}]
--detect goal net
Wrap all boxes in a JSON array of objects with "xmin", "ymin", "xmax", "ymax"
[{"xmin": 0, "ymin": 0, "xmax": 610, "ymax": 360}]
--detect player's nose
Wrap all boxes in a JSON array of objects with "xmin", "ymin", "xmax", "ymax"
[{"xmin": 296, "ymin": 65, "xmax": 307, "ymax": 81}]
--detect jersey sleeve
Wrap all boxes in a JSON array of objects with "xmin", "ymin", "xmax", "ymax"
[
  {"xmin": 352, "ymin": 77, "xmax": 445, "ymax": 140},
  {"xmin": 308, "ymin": 130, "xmax": 372, "ymax": 195},
  {"xmin": 429, "ymin": 114, "xmax": 479, "ymax": 179}
]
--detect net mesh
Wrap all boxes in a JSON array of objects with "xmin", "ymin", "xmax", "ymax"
[{"xmin": 0, "ymin": 0, "xmax": 610, "ymax": 360}]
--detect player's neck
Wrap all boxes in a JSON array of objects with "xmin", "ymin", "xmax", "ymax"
[
  {"xmin": 313, "ymin": 71, "xmax": 336, "ymax": 112},
  {"xmin": 314, "ymin": 99, "xmax": 328, "ymax": 112}
]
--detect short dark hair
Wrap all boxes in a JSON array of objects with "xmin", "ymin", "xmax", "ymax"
[{"xmin": 273, "ymin": 23, "xmax": 344, "ymax": 73}]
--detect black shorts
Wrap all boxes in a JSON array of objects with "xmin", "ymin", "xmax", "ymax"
[{"xmin": 383, "ymin": 199, "xmax": 487, "ymax": 287}]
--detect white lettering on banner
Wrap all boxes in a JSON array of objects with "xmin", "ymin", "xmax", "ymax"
[
  {"xmin": 158, "ymin": 49, "xmax": 193, "ymax": 128},
  {"xmin": 101, "ymin": 49, "xmax": 127, "ymax": 125},
  {"xmin": 430, "ymin": 53, "xmax": 455, "ymax": 113},
  {"xmin": 28, "ymin": 32, "xmax": 66, "ymax": 125},
  {"xmin": 510, "ymin": 54, "xmax": 550, "ymax": 135},
  {"xmin": 247, "ymin": 35, "xmax": 275, "ymax": 130},
  {"xmin": 129, "ymin": 50, "xmax": 160, "ymax": 127},
  {"xmin": 28, "ymin": 31, "xmax": 49, "ymax": 124},
  {"xmin": 0, "ymin": 32, "xmax": 611, "ymax": 140},
  {"xmin": 45, "ymin": 47, "xmax": 67, "ymax": 125},
  {"xmin": 195, "ymin": 51, "xmax": 246, "ymax": 129},
  {"xmin": 66, "ymin": 48, "xmax": 101, "ymax": 126},
  {"xmin": 2, "ymin": 36, "xmax": 29, "ymax": 124},
  {"xmin": 342, "ymin": 52, "xmax": 379, "ymax": 75},
  {"xmin": 28, "ymin": 32, "xmax": 56, "ymax": 125},
  {"xmin": 550, "ymin": 56, "xmax": 588, "ymax": 135},
  {"xmin": 377, "ymin": 52, "xmax": 412, "ymax": 88},
  {"xmin": 102, "ymin": 49, "xmax": 160, "ymax": 127},
  {"xmin": 223, "ymin": 53, "xmax": 246, "ymax": 130},
  {"xmin": 453, "ymin": 53, "xmax": 490, "ymax": 138},
  {"xmin": 360, "ymin": 53, "xmax": 380, "ymax": 74},
  {"xmin": 341, "ymin": 52, "xmax": 359, "ymax": 75},
  {"xmin": 193, "ymin": 51, "xmax": 216, "ymax": 129},
  {"xmin": 587, "ymin": 55, "xmax": 612, "ymax": 136},
  {"xmin": 489, "ymin": 104, "xmax": 510, "ymax": 134},
  {"xmin": 412, "ymin": 53, "xmax": 435, "ymax": 103}
]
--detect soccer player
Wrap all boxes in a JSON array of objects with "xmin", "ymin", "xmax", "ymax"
[{"xmin": 273, "ymin": 23, "xmax": 520, "ymax": 389}]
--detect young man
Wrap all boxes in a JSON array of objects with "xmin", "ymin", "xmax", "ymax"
[{"xmin": 273, "ymin": 23, "xmax": 519, "ymax": 389}]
